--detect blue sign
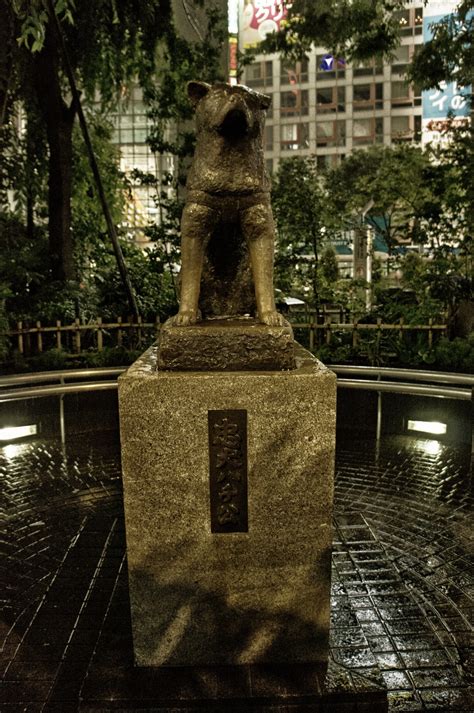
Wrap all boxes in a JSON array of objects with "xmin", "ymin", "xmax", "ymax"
[
  {"xmin": 319, "ymin": 54, "xmax": 346, "ymax": 71},
  {"xmin": 422, "ymin": 13, "xmax": 471, "ymax": 119}
]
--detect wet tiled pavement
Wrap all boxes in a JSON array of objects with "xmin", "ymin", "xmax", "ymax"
[{"xmin": 1, "ymin": 429, "xmax": 473, "ymax": 712}]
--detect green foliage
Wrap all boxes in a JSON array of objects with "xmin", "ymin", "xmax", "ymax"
[
  {"xmin": 260, "ymin": 0, "xmax": 405, "ymax": 63},
  {"xmin": 71, "ymin": 112, "xmax": 126, "ymax": 268},
  {"xmin": 325, "ymin": 144, "xmax": 438, "ymax": 254},
  {"xmin": 272, "ymin": 157, "xmax": 332, "ymax": 305},
  {"xmin": 27, "ymin": 346, "xmax": 69, "ymax": 371},
  {"xmin": 93, "ymin": 240, "xmax": 177, "ymax": 321},
  {"xmin": 81, "ymin": 346, "xmax": 142, "ymax": 368},
  {"xmin": 433, "ymin": 334, "xmax": 474, "ymax": 373},
  {"xmin": 320, "ymin": 247, "xmax": 339, "ymax": 284},
  {"xmin": 12, "ymin": 0, "xmax": 172, "ymax": 104}
]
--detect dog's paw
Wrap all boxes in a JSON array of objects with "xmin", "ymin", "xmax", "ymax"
[
  {"xmin": 259, "ymin": 310, "xmax": 285, "ymax": 327},
  {"xmin": 171, "ymin": 310, "xmax": 201, "ymax": 326}
]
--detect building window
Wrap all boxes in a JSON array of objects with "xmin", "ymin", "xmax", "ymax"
[
  {"xmin": 414, "ymin": 7, "xmax": 423, "ymax": 33},
  {"xmin": 353, "ymin": 83, "xmax": 383, "ymax": 111},
  {"xmin": 280, "ymin": 59, "xmax": 309, "ymax": 85},
  {"xmin": 316, "ymin": 120, "xmax": 346, "ymax": 147},
  {"xmin": 395, "ymin": 7, "xmax": 423, "ymax": 36},
  {"xmin": 391, "ymin": 115, "xmax": 410, "ymax": 139},
  {"xmin": 265, "ymin": 158, "xmax": 274, "ymax": 175},
  {"xmin": 316, "ymin": 86, "xmax": 345, "ymax": 113},
  {"xmin": 280, "ymin": 123, "xmax": 310, "ymax": 150},
  {"xmin": 245, "ymin": 60, "xmax": 273, "ymax": 88},
  {"xmin": 265, "ymin": 124, "xmax": 274, "ymax": 151},
  {"xmin": 280, "ymin": 89, "xmax": 309, "ymax": 116},
  {"xmin": 316, "ymin": 54, "xmax": 345, "ymax": 80},
  {"xmin": 391, "ymin": 115, "xmax": 422, "ymax": 143},
  {"xmin": 391, "ymin": 45, "xmax": 410, "ymax": 74},
  {"xmin": 353, "ymin": 57, "xmax": 384, "ymax": 77},
  {"xmin": 391, "ymin": 80, "xmax": 422, "ymax": 108},
  {"xmin": 353, "ymin": 117, "xmax": 384, "ymax": 145},
  {"xmin": 391, "ymin": 80, "xmax": 410, "ymax": 107}
]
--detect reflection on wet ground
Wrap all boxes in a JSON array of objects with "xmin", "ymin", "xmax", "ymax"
[{"xmin": 1, "ymin": 430, "xmax": 472, "ymax": 711}]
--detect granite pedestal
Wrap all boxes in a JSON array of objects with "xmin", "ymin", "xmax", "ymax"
[
  {"xmin": 118, "ymin": 343, "xmax": 336, "ymax": 667},
  {"xmin": 158, "ymin": 316, "xmax": 296, "ymax": 371}
]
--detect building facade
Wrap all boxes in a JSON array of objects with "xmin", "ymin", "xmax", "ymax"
[{"xmin": 241, "ymin": 3, "xmax": 424, "ymax": 175}]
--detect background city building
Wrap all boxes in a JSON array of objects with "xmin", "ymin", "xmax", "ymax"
[{"xmin": 111, "ymin": 0, "xmax": 470, "ymax": 260}]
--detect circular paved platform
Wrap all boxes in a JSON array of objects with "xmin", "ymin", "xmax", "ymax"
[{"xmin": 1, "ymin": 430, "xmax": 473, "ymax": 712}]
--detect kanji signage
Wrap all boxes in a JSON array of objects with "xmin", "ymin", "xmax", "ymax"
[
  {"xmin": 208, "ymin": 410, "xmax": 248, "ymax": 533},
  {"xmin": 422, "ymin": 11, "xmax": 470, "ymax": 122}
]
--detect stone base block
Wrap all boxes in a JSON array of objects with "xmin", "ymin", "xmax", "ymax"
[
  {"xmin": 157, "ymin": 316, "xmax": 295, "ymax": 371},
  {"xmin": 118, "ymin": 344, "xmax": 336, "ymax": 667}
]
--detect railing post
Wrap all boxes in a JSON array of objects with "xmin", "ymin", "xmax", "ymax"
[
  {"xmin": 97, "ymin": 317, "xmax": 103, "ymax": 352},
  {"xmin": 399, "ymin": 317, "xmax": 404, "ymax": 343},
  {"xmin": 36, "ymin": 321, "xmax": 43, "ymax": 353},
  {"xmin": 56, "ymin": 320, "xmax": 62, "ymax": 350},
  {"xmin": 137, "ymin": 314, "xmax": 143, "ymax": 347},
  {"xmin": 352, "ymin": 321, "xmax": 359, "ymax": 349},
  {"xmin": 117, "ymin": 316, "xmax": 122, "ymax": 347},
  {"xmin": 428, "ymin": 317, "xmax": 433, "ymax": 349},
  {"xmin": 74, "ymin": 318, "xmax": 81, "ymax": 353},
  {"xmin": 59, "ymin": 375, "xmax": 65, "ymax": 446},
  {"xmin": 155, "ymin": 315, "xmax": 161, "ymax": 341},
  {"xmin": 309, "ymin": 317, "xmax": 315, "ymax": 352},
  {"xmin": 376, "ymin": 373, "xmax": 382, "ymax": 443},
  {"xmin": 18, "ymin": 321, "xmax": 23, "ymax": 354},
  {"xmin": 325, "ymin": 316, "xmax": 332, "ymax": 345},
  {"xmin": 376, "ymin": 317, "xmax": 382, "ymax": 357}
]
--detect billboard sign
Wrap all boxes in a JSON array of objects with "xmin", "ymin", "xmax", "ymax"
[
  {"xmin": 422, "ymin": 4, "xmax": 471, "ymax": 145},
  {"xmin": 240, "ymin": 0, "xmax": 288, "ymax": 49}
]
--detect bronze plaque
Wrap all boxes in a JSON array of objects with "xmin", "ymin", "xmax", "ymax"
[{"xmin": 208, "ymin": 409, "xmax": 248, "ymax": 533}]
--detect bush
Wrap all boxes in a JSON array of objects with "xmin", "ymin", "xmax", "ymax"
[
  {"xmin": 31, "ymin": 348, "xmax": 69, "ymax": 371},
  {"xmin": 433, "ymin": 334, "xmax": 474, "ymax": 373},
  {"xmin": 82, "ymin": 346, "xmax": 141, "ymax": 367}
]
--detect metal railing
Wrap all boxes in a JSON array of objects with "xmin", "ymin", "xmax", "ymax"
[
  {"xmin": 0, "ymin": 365, "xmax": 471, "ymax": 403},
  {"xmin": 0, "ymin": 364, "xmax": 471, "ymax": 446}
]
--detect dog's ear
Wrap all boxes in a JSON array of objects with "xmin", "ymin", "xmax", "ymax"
[
  {"xmin": 187, "ymin": 81, "xmax": 211, "ymax": 107},
  {"xmin": 259, "ymin": 92, "xmax": 272, "ymax": 110}
]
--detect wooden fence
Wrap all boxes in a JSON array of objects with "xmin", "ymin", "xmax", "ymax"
[
  {"xmin": 6, "ymin": 317, "xmax": 161, "ymax": 356},
  {"xmin": 291, "ymin": 316, "xmax": 448, "ymax": 352},
  {"xmin": 3, "ymin": 314, "xmax": 448, "ymax": 359}
]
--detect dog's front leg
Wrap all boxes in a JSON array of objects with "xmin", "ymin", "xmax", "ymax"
[
  {"xmin": 241, "ymin": 203, "xmax": 285, "ymax": 327},
  {"xmin": 173, "ymin": 202, "xmax": 216, "ymax": 326}
]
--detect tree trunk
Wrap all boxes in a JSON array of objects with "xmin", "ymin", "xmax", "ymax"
[
  {"xmin": 46, "ymin": 109, "xmax": 75, "ymax": 280},
  {"xmin": 31, "ymin": 28, "xmax": 76, "ymax": 282}
]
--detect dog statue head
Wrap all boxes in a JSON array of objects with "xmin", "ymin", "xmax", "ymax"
[{"xmin": 187, "ymin": 81, "xmax": 271, "ymax": 142}]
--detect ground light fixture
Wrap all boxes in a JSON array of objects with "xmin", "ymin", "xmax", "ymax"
[
  {"xmin": 407, "ymin": 419, "xmax": 447, "ymax": 435},
  {"xmin": 0, "ymin": 424, "xmax": 37, "ymax": 441}
]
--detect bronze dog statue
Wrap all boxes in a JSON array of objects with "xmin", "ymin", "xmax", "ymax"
[{"xmin": 172, "ymin": 81, "xmax": 284, "ymax": 327}]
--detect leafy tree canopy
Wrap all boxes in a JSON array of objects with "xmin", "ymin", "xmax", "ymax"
[{"xmin": 261, "ymin": 0, "xmax": 408, "ymax": 62}]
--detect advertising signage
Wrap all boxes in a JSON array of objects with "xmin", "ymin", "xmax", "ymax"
[
  {"xmin": 240, "ymin": 0, "xmax": 288, "ymax": 49},
  {"xmin": 422, "ymin": 3, "xmax": 471, "ymax": 144}
]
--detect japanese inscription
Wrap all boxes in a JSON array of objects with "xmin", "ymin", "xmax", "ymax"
[{"xmin": 208, "ymin": 410, "xmax": 248, "ymax": 533}]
